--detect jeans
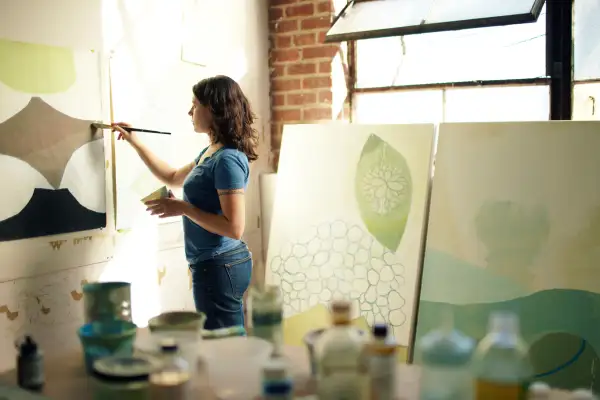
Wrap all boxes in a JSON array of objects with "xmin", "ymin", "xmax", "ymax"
[{"xmin": 189, "ymin": 242, "xmax": 252, "ymax": 330}]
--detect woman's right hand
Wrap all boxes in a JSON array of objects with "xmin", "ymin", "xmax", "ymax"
[{"xmin": 111, "ymin": 122, "xmax": 138, "ymax": 145}]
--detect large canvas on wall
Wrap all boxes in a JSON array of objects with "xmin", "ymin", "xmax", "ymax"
[
  {"xmin": 0, "ymin": 38, "xmax": 106, "ymax": 241},
  {"xmin": 415, "ymin": 121, "xmax": 600, "ymax": 390},
  {"xmin": 266, "ymin": 124, "xmax": 434, "ymax": 351}
]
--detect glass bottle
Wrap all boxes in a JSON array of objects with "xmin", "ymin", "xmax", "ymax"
[
  {"xmin": 368, "ymin": 323, "xmax": 397, "ymax": 400},
  {"xmin": 315, "ymin": 299, "xmax": 368, "ymax": 400},
  {"xmin": 262, "ymin": 356, "xmax": 293, "ymax": 400},
  {"xmin": 473, "ymin": 311, "xmax": 533, "ymax": 400},
  {"xmin": 149, "ymin": 339, "xmax": 191, "ymax": 400},
  {"xmin": 248, "ymin": 284, "xmax": 284, "ymax": 355},
  {"xmin": 417, "ymin": 308, "xmax": 475, "ymax": 400}
]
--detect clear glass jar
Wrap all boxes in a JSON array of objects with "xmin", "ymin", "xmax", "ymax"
[
  {"xmin": 149, "ymin": 340, "xmax": 191, "ymax": 400},
  {"xmin": 473, "ymin": 311, "xmax": 533, "ymax": 400}
]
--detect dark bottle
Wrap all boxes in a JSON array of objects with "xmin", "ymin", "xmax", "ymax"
[{"xmin": 16, "ymin": 335, "xmax": 44, "ymax": 391}]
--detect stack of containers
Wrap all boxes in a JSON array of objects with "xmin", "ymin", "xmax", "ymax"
[{"xmin": 77, "ymin": 281, "xmax": 138, "ymax": 372}]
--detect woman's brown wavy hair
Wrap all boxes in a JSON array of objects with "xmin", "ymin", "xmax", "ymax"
[{"xmin": 192, "ymin": 75, "xmax": 259, "ymax": 162}]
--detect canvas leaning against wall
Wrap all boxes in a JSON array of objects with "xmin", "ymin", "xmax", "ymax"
[
  {"xmin": 0, "ymin": 38, "xmax": 106, "ymax": 241},
  {"xmin": 415, "ymin": 121, "xmax": 600, "ymax": 390},
  {"xmin": 266, "ymin": 123, "xmax": 435, "ymax": 352}
]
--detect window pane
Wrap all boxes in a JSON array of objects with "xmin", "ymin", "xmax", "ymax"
[
  {"xmin": 354, "ymin": 91, "xmax": 443, "ymax": 124},
  {"xmin": 573, "ymin": 83, "xmax": 600, "ymax": 120},
  {"xmin": 356, "ymin": 6, "xmax": 546, "ymax": 88},
  {"xmin": 444, "ymin": 86, "xmax": 549, "ymax": 122},
  {"xmin": 328, "ymin": 0, "xmax": 541, "ymax": 42},
  {"xmin": 574, "ymin": 0, "xmax": 600, "ymax": 80},
  {"xmin": 427, "ymin": 0, "xmax": 539, "ymax": 24}
]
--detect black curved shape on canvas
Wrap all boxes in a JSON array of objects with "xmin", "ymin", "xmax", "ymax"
[{"xmin": 0, "ymin": 188, "xmax": 106, "ymax": 241}]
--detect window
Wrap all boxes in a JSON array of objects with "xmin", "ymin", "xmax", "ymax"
[
  {"xmin": 354, "ymin": 86, "xmax": 549, "ymax": 124},
  {"xmin": 353, "ymin": 5, "xmax": 549, "ymax": 123},
  {"xmin": 356, "ymin": 6, "xmax": 546, "ymax": 88},
  {"xmin": 574, "ymin": 0, "xmax": 600, "ymax": 80},
  {"xmin": 573, "ymin": 83, "xmax": 600, "ymax": 121},
  {"xmin": 354, "ymin": 91, "xmax": 443, "ymax": 124},
  {"xmin": 326, "ymin": 0, "xmax": 544, "ymax": 42},
  {"xmin": 573, "ymin": 0, "xmax": 600, "ymax": 122},
  {"xmin": 444, "ymin": 86, "xmax": 549, "ymax": 122}
]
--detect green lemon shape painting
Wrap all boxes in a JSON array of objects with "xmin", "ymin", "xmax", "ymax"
[
  {"xmin": 355, "ymin": 134, "xmax": 412, "ymax": 252},
  {"xmin": 0, "ymin": 39, "xmax": 76, "ymax": 94}
]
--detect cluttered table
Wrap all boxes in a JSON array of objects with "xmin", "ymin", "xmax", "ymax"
[{"xmin": 0, "ymin": 328, "xmax": 573, "ymax": 400}]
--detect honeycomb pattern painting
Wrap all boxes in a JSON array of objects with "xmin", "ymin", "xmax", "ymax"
[
  {"xmin": 269, "ymin": 220, "xmax": 407, "ymax": 331},
  {"xmin": 355, "ymin": 133, "xmax": 413, "ymax": 252}
]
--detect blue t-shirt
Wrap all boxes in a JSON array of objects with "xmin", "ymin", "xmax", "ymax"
[{"xmin": 182, "ymin": 146, "xmax": 249, "ymax": 264}]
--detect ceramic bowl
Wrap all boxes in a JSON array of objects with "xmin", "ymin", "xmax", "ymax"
[
  {"xmin": 148, "ymin": 311, "xmax": 206, "ymax": 332},
  {"xmin": 78, "ymin": 320, "xmax": 137, "ymax": 372}
]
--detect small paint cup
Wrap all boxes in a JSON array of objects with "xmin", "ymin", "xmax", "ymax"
[
  {"xmin": 148, "ymin": 311, "xmax": 207, "ymax": 333},
  {"xmin": 147, "ymin": 311, "xmax": 207, "ymax": 378}
]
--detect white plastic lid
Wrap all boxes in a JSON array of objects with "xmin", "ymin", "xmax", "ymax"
[
  {"xmin": 528, "ymin": 381, "xmax": 551, "ymax": 396},
  {"xmin": 570, "ymin": 389, "xmax": 597, "ymax": 400},
  {"xmin": 489, "ymin": 311, "xmax": 519, "ymax": 334}
]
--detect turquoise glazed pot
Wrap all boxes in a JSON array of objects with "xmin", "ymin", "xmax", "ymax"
[
  {"xmin": 78, "ymin": 320, "xmax": 137, "ymax": 372},
  {"xmin": 83, "ymin": 282, "xmax": 132, "ymax": 323}
]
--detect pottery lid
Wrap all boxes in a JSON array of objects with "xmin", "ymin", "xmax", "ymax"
[{"xmin": 93, "ymin": 356, "xmax": 157, "ymax": 382}]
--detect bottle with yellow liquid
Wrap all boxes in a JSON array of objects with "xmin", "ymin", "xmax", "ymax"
[{"xmin": 473, "ymin": 311, "xmax": 533, "ymax": 400}]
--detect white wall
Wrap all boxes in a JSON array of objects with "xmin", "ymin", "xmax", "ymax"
[{"xmin": 0, "ymin": 0, "xmax": 270, "ymax": 371}]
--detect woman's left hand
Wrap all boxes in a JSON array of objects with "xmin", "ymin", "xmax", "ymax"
[{"xmin": 145, "ymin": 192, "xmax": 187, "ymax": 218}]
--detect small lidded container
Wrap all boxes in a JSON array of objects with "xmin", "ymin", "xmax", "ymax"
[{"xmin": 92, "ymin": 355, "xmax": 156, "ymax": 400}]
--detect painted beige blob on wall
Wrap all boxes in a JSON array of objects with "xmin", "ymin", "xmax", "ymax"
[
  {"xmin": 70, "ymin": 279, "xmax": 88, "ymax": 301},
  {"xmin": 0, "ymin": 97, "xmax": 101, "ymax": 188},
  {"xmin": 0, "ymin": 305, "xmax": 19, "ymax": 321},
  {"xmin": 157, "ymin": 266, "xmax": 167, "ymax": 286}
]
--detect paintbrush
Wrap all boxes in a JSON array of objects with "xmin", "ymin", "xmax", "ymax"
[{"xmin": 91, "ymin": 122, "xmax": 171, "ymax": 135}]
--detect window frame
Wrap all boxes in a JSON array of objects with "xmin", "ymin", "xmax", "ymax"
[{"xmin": 347, "ymin": 0, "xmax": 588, "ymax": 122}]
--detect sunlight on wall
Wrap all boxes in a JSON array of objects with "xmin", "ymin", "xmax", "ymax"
[
  {"xmin": 101, "ymin": 211, "xmax": 161, "ymax": 328},
  {"xmin": 214, "ymin": 47, "xmax": 249, "ymax": 83},
  {"xmin": 101, "ymin": 0, "xmax": 123, "ymax": 53},
  {"xmin": 331, "ymin": 43, "xmax": 348, "ymax": 120}
]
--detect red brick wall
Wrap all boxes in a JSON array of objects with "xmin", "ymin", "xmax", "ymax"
[{"xmin": 268, "ymin": 0, "xmax": 345, "ymax": 170}]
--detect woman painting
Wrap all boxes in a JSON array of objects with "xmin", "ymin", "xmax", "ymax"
[{"xmin": 112, "ymin": 75, "xmax": 258, "ymax": 330}]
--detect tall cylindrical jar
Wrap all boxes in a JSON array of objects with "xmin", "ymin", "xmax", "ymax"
[
  {"xmin": 248, "ymin": 285, "xmax": 283, "ymax": 354},
  {"xmin": 83, "ymin": 281, "xmax": 132, "ymax": 323}
]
